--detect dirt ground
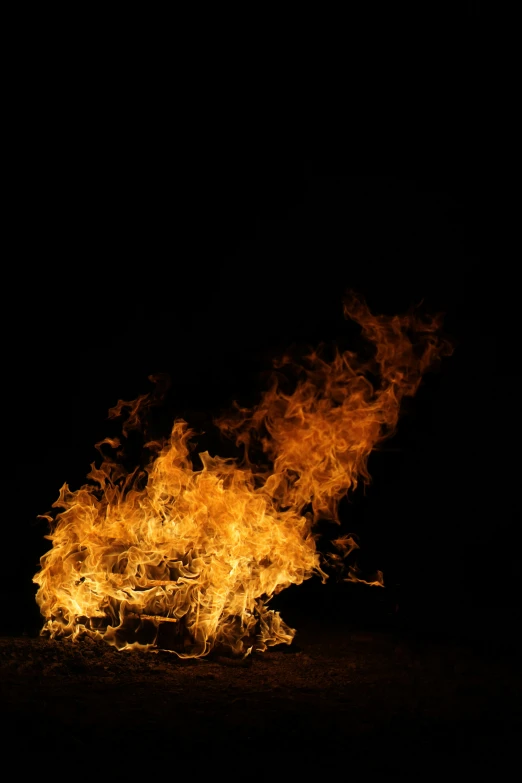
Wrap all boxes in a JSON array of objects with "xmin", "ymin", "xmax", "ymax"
[{"xmin": 1, "ymin": 614, "xmax": 521, "ymax": 776}]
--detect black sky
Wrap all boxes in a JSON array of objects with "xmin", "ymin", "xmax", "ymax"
[{"xmin": 4, "ymin": 161, "xmax": 515, "ymax": 639}]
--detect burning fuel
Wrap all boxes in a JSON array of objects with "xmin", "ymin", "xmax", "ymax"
[{"xmin": 34, "ymin": 294, "xmax": 451, "ymax": 657}]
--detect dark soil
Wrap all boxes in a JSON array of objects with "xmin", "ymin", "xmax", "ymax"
[{"xmin": 1, "ymin": 616, "xmax": 520, "ymax": 775}]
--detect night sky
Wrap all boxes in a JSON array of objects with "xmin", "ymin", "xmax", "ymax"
[{"xmin": 4, "ymin": 164, "xmax": 515, "ymax": 643}]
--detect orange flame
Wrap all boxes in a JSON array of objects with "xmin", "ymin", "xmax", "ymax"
[{"xmin": 33, "ymin": 294, "xmax": 450, "ymax": 657}]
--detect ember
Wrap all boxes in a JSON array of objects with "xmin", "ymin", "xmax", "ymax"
[{"xmin": 33, "ymin": 293, "xmax": 450, "ymax": 657}]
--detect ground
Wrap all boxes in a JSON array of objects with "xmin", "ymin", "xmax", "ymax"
[{"xmin": 1, "ymin": 613, "xmax": 520, "ymax": 775}]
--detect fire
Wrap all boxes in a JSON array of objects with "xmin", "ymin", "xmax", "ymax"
[{"xmin": 34, "ymin": 294, "xmax": 450, "ymax": 657}]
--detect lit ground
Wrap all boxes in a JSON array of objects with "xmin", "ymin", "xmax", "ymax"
[{"xmin": 1, "ymin": 614, "xmax": 520, "ymax": 774}]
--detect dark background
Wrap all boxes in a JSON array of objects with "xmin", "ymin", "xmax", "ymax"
[{"xmin": 4, "ymin": 155, "xmax": 515, "ymax": 645}]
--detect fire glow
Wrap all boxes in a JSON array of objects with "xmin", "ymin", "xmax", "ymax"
[{"xmin": 34, "ymin": 294, "xmax": 449, "ymax": 657}]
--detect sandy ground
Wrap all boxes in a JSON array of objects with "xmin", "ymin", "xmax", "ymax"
[{"xmin": 1, "ymin": 615, "xmax": 521, "ymax": 775}]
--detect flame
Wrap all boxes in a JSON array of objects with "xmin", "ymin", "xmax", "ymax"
[{"xmin": 34, "ymin": 294, "xmax": 450, "ymax": 657}]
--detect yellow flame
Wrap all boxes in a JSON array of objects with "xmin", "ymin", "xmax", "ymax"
[{"xmin": 33, "ymin": 293, "xmax": 450, "ymax": 657}]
